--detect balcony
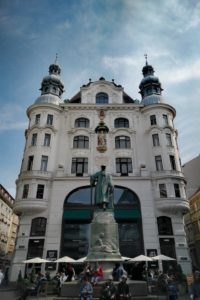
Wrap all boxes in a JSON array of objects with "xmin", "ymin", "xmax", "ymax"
[
  {"xmin": 19, "ymin": 170, "xmax": 53, "ymax": 180},
  {"xmin": 151, "ymin": 170, "xmax": 185, "ymax": 179},
  {"xmin": 13, "ymin": 198, "xmax": 48, "ymax": 214},
  {"xmin": 156, "ymin": 197, "xmax": 189, "ymax": 214}
]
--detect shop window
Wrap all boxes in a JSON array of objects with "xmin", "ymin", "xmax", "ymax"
[
  {"xmin": 157, "ymin": 216, "xmax": 173, "ymax": 235},
  {"xmin": 30, "ymin": 217, "xmax": 47, "ymax": 236}
]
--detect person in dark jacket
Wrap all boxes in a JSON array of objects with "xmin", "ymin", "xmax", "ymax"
[
  {"xmin": 100, "ymin": 275, "xmax": 117, "ymax": 300},
  {"xmin": 117, "ymin": 275, "xmax": 130, "ymax": 300},
  {"xmin": 190, "ymin": 271, "xmax": 200, "ymax": 300}
]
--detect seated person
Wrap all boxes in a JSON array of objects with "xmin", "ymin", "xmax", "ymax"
[
  {"xmin": 112, "ymin": 263, "xmax": 127, "ymax": 281},
  {"xmin": 80, "ymin": 277, "xmax": 93, "ymax": 300},
  {"xmin": 117, "ymin": 275, "xmax": 130, "ymax": 300},
  {"xmin": 100, "ymin": 275, "xmax": 117, "ymax": 300},
  {"xmin": 91, "ymin": 262, "xmax": 103, "ymax": 285},
  {"xmin": 34, "ymin": 272, "xmax": 47, "ymax": 294}
]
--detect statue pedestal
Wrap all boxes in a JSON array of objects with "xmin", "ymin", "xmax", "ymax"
[{"xmin": 86, "ymin": 210, "xmax": 122, "ymax": 278}]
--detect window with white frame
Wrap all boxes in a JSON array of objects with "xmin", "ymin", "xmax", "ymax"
[
  {"xmin": 73, "ymin": 136, "xmax": 89, "ymax": 149},
  {"xmin": 150, "ymin": 115, "xmax": 157, "ymax": 125},
  {"xmin": 116, "ymin": 158, "xmax": 132, "ymax": 176},
  {"xmin": 159, "ymin": 184, "xmax": 167, "ymax": 198},
  {"xmin": 47, "ymin": 114, "xmax": 53, "ymax": 125},
  {"xmin": 40, "ymin": 155, "xmax": 48, "ymax": 171},
  {"xmin": 163, "ymin": 114, "xmax": 168, "ymax": 125},
  {"xmin": 35, "ymin": 114, "xmax": 40, "ymax": 125},
  {"xmin": 22, "ymin": 184, "xmax": 29, "ymax": 199},
  {"xmin": 152, "ymin": 134, "xmax": 160, "ymax": 146},
  {"xmin": 44, "ymin": 133, "xmax": 51, "ymax": 146},
  {"xmin": 115, "ymin": 136, "xmax": 131, "ymax": 149},
  {"xmin": 71, "ymin": 158, "xmax": 88, "ymax": 176},
  {"xmin": 31, "ymin": 133, "xmax": 37, "ymax": 146},
  {"xmin": 166, "ymin": 133, "xmax": 172, "ymax": 146},
  {"xmin": 155, "ymin": 155, "xmax": 163, "ymax": 171},
  {"xmin": 174, "ymin": 183, "xmax": 180, "ymax": 197}
]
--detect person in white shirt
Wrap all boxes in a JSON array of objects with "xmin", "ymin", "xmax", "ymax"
[{"xmin": 0, "ymin": 269, "xmax": 4, "ymax": 285}]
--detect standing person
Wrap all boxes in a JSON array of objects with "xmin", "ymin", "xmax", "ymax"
[
  {"xmin": 189, "ymin": 271, "xmax": 200, "ymax": 300},
  {"xmin": 83, "ymin": 262, "xmax": 93, "ymax": 281},
  {"xmin": 167, "ymin": 275, "xmax": 178, "ymax": 300},
  {"xmin": 117, "ymin": 275, "xmax": 130, "ymax": 300},
  {"xmin": 65, "ymin": 263, "xmax": 75, "ymax": 281},
  {"xmin": 80, "ymin": 277, "xmax": 93, "ymax": 300},
  {"xmin": 100, "ymin": 275, "xmax": 117, "ymax": 300},
  {"xmin": 90, "ymin": 165, "xmax": 114, "ymax": 210},
  {"xmin": 0, "ymin": 268, "xmax": 4, "ymax": 285},
  {"xmin": 112, "ymin": 263, "xmax": 126, "ymax": 281}
]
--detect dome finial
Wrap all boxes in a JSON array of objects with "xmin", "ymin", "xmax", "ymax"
[
  {"xmin": 55, "ymin": 53, "xmax": 58, "ymax": 64},
  {"xmin": 144, "ymin": 53, "xmax": 148, "ymax": 65}
]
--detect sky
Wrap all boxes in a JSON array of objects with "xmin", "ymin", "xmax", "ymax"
[{"xmin": 0, "ymin": 0, "xmax": 200, "ymax": 197}]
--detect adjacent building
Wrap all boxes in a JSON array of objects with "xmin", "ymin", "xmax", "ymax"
[
  {"xmin": 183, "ymin": 155, "xmax": 200, "ymax": 270},
  {"xmin": 0, "ymin": 184, "xmax": 19, "ymax": 263},
  {"xmin": 11, "ymin": 59, "xmax": 191, "ymax": 280}
]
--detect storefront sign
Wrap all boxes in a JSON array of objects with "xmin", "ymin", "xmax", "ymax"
[{"xmin": 45, "ymin": 250, "xmax": 58, "ymax": 271}]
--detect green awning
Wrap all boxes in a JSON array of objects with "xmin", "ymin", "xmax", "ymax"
[
  {"xmin": 114, "ymin": 208, "xmax": 141, "ymax": 220},
  {"xmin": 63, "ymin": 209, "xmax": 92, "ymax": 220}
]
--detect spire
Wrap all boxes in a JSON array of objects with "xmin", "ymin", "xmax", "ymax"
[
  {"xmin": 139, "ymin": 57, "xmax": 164, "ymax": 106},
  {"xmin": 34, "ymin": 58, "xmax": 65, "ymax": 105}
]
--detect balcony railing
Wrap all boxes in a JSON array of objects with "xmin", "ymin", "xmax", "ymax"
[{"xmin": 19, "ymin": 170, "xmax": 53, "ymax": 179}]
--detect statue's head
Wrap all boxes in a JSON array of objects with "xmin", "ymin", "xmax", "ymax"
[{"xmin": 101, "ymin": 165, "xmax": 106, "ymax": 171}]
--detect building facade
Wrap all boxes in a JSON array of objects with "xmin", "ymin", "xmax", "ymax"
[
  {"xmin": 11, "ymin": 60, "xmax": 191, "ymax": 280},
  {"xmin": 0, "ymin": 184, "xmax": 19, "ymax": 263},
  {"xmin": 184, "ymin": 188, "xmax": 200, "ymax": 270}
]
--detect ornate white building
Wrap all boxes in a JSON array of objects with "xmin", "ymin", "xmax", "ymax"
[{"xmin": 11, "ymin": 60, "xmax": 191, "ymax": 280}]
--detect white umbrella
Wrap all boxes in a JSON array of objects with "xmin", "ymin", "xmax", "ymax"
[
  {"xmin": 75, "ymin": 256, "xmax": 87, "ymax": 263},
  {"xmin": 152, "ymin": 254, "xmax": 176, "ymax": 261},
  {"xmin": 55, "ymin": 256, "xmax": 76, "ymax": 263},
  {"xmin": 122, "ymin": 256, "xmax": 131, "ymax": 261},
  {"xmin": 23, "ymin": 257, "xmax": 50, "ymax": 263},
  {"xmin": 129, "ymin": 255, "xmax": 153, "ymax": 262}
]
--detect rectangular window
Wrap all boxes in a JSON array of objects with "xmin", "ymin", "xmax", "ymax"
[
  {"xmin": 166, "ymin": 133, "xmax": 172, "ymax": 146},
  {"xmin": 27, "ymin": 156, "xmax": 34, "ymax": 171},
  {"xmin": 31, "ymin": 133, "xmax": 37, "ymax": 146},
  {"xmin": 44, "ymin": 133, "xmax": 51, "ymax": 146},
  {"xmin": 170, "ymin": 155, "xmax": 176, "ymax": 170},
  {"xmin": 35, "ymin": 114, "xmax": 40, "ymax": 125},
  {"xmin": 174, "ymin": 184, "xmax": 180, "ymax": 197},
  {"xmin": 40, "ymin": 156, "xmax": 48, "ymax": 171},
  {"xmin": 152, "ymin": 134, "xmax": 160, "ymax": 146},
  {"xmin": 163, "ymin": 114, "xmax": 168, "ymax": 125},
  {"xmin": 47, "ymin": 114, "xmax": 53, "ymax": 125},
  {"xmin": 36, "ymin": 184, "xmax": 44, "ymax": 199},
  {"xmin": 71, "ymin": 158, "xmax": 88, "ymax": 176},
  {"xmin": 159, "ymin": 184, "xmax": 167, "ymax": 198},
  {"xmin": 150, "ymin": 115, "xmax": 157, "ymax": 125},
  {"xmin": 22, "ymin": 184, "xmax": 29, "ymax": 199},
  {"xmin": 155, "ymin": 155, "xmax": 163, "ymax": 171},
  {"xmin": 116, "ymin": 158, "xmax": 132, "ymax": 176}
]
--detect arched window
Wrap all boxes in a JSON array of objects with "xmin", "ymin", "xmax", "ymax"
[
  {"xmin": 114, "ymin": 118, "xmax": 129, "ymax": 128},
  {"xmin": 61, "ymin": 186, "xmax": 143, "ymax": 259},
  {"xmin": 75, "ymin": 118, "xmax": 90, "ymax": 128},
  {"xmin": 115, "ymin": 136, "xmax": 131, "ymax": 149},
  {"xmin": 30, "ymin": 217, "xmax": 47, "ymax": 236},
  {"xmin": 73, "ymin": 136, "xmax": 89, "ymax": 149},
  {"xmin": 157, "ymin": 216, "xmax": 173, "ymax": 235},
  {"xmin": 96, "ymin": 92, "xmax": 109, "ymax": 104}
]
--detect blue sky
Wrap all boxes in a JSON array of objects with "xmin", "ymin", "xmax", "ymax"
[{"xmin": 0, "ymin": 0, "xmax": 200, "ymax": 197}]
